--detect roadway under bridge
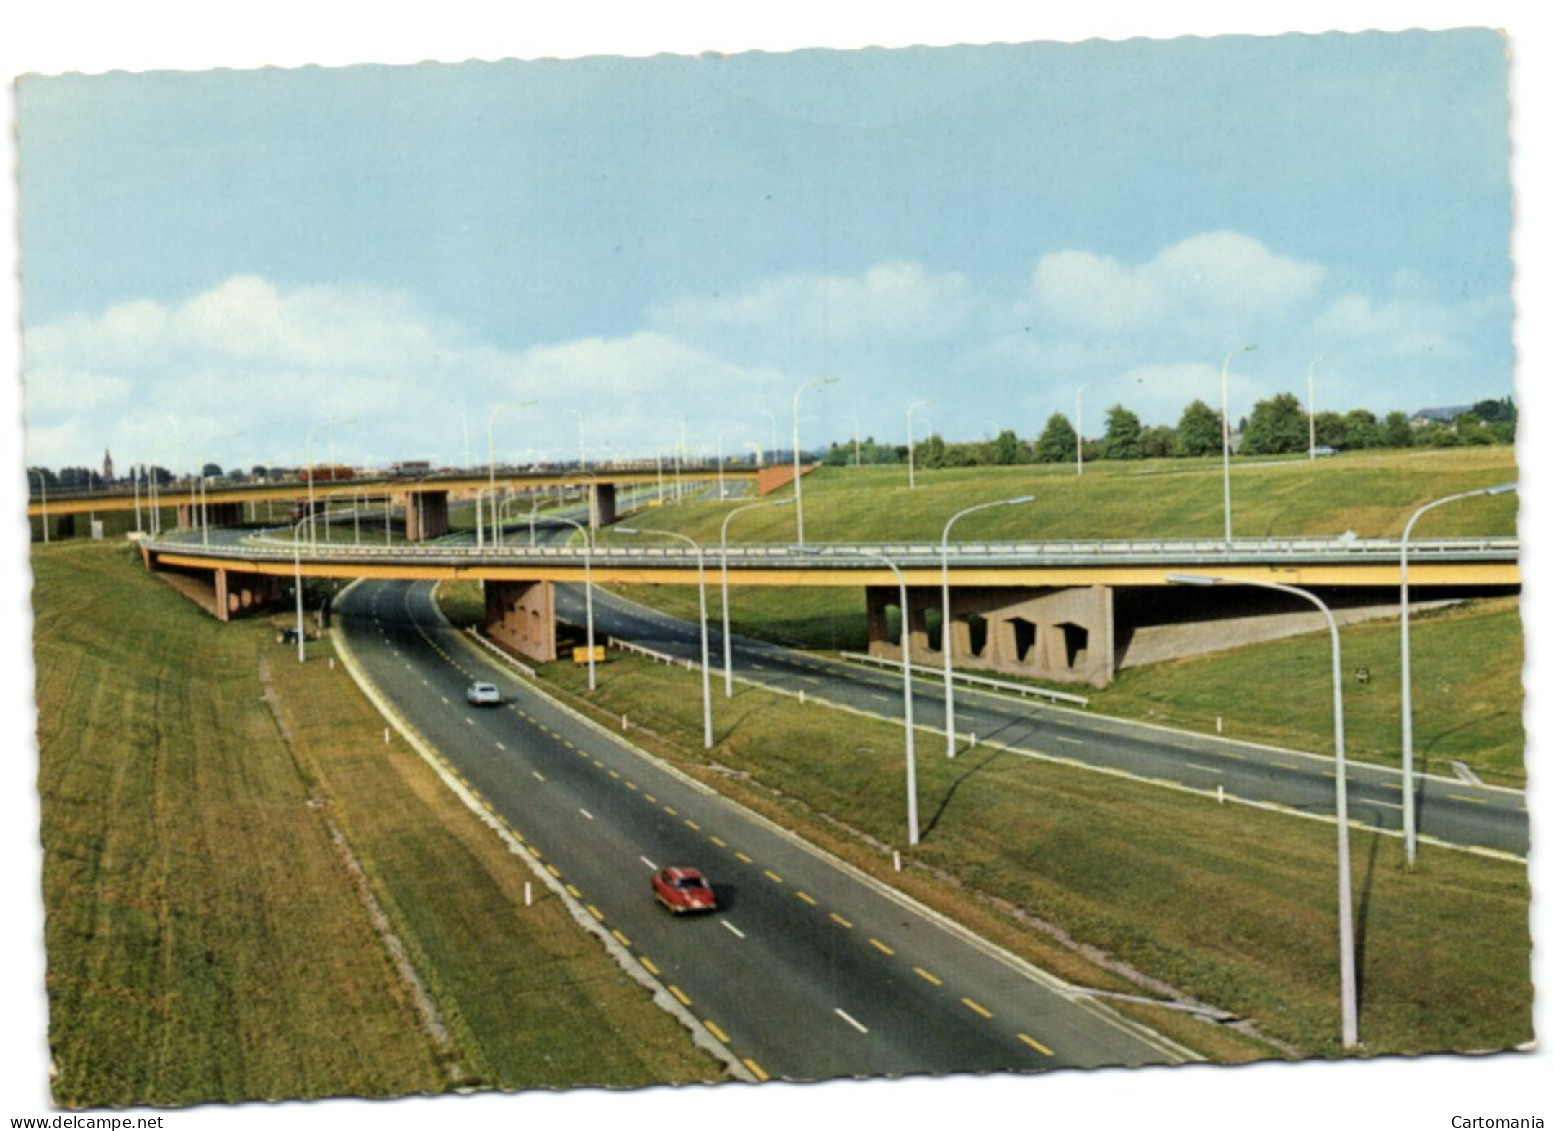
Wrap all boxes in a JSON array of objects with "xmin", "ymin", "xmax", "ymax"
[{"xmin": 138, "ymin": 529, "xmax": 1519, "ymax": 688}]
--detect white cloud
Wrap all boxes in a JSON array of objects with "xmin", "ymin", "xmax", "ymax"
[
  {"xmin": 649, "ymin": 261, "xmax": 973, "ymax": 353},
  {"xmin": 1029, "ymin": 231, "xmax": 1326, "ymax": 339},
  {"xmin": 1312, "ymin": 293, "xmax": 1461, "ymax": 357}
]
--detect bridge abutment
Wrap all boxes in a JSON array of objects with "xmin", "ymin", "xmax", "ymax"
[{"xmin": 871, "ymin": 584, "xmax": 1116, "ymax": 687}]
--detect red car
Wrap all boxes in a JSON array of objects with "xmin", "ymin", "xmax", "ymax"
[{"xmin": 652, "ymin": 866, "xmax": 717, "ymax": 914}]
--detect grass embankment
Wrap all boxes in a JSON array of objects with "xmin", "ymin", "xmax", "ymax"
[
  {"xmin": 33, "ymin": 542, "xmax": 718, "ymax": 1107},
  {"xmin": 529, "ymin": 647, "xmax": 1532, "ymax": 1062}
]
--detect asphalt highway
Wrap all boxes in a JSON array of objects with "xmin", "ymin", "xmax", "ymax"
[
  {"xmin": 554, "ymin": 577, "xmax": 1529, "ymax": 860},
  {"xmin": 334, "ymin": 578, "xmax": 1192, "ymax": 1082}
]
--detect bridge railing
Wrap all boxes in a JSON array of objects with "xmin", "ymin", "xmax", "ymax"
[{"xmin": 153, "ymin": 528, "xmax": 1519, "ymax": 569}]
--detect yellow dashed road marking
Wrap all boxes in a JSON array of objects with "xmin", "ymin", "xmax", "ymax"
[
  {"xmin": 914, "ymin": 967, "xmax": 943, "ymax": 986},
  {"xmin": 868, "ymin": 938, "xmax": 894, "ymax": 955},
  {"xmin": 1018, "ymin": 1033, "xmax": 1054, "ymax": 1056},
  {"xmin": 962, "ymin": 998, "xmax": 992, "ymax": 1019}
]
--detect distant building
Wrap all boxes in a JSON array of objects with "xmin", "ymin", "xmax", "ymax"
[
  {"xmin": 1410, "ymin": 405, "xmax": 1473, "ymax": 427},
  {"xmin": 102, "ymin": 449, "xmax": 114, "ymax": 484}
]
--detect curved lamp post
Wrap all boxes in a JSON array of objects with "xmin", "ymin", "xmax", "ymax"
[
  {"xmin": 1170, "ymin": 572, "xmax": 1357, "ymax": 1048},
  {"xmin": 487, "ymin": 401, "xmax": 535, "ymax": 548},
  {"xmin": 941, "ymin": 495, "xmax": 1034, "ymax": 756},
  {"xmin": 1219, "ymin": 346, "xmax": 1256, "ymax": 545},
  {"xmin": 907, "ymin": 399, "xmax": 932, "ymax": 489},
  {"xmin": 1399, "ymin": 482, "xmax": 1516, "ymax": 866},
  {"xmin": 618, "ymin": 527, "xmax": 713, "ymax": 748},
  {"xmin": 792, "ymin": 377, "xmax": 838, "ymax": 545},
  {"xmin": 719, "ymin": 498, "xmax": 794, "ymax": 696},
  {"xmin": 552, "ymin": 515, "xmax": 597, "ymax": 691}
]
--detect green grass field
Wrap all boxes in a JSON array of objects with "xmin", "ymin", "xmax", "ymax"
[
  {"xmin": 33, "ymin": 542, "xmax": 719, "ymax": 1107},
  {"xmin": 535, "ymin": 648, "xmax": 1532, "ymax": 1060},
  {"xmin": 609, "ymin": 447, "xmax": 1518, "ymax": 546}
]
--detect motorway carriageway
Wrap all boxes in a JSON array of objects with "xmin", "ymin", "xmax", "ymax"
[
  {"xmin": 335, "ymin": 579, "xmax": 1194, "ymax": 1083},
  {"xmin": 550, "ymin": 581, "xmax": 1528, "ymax": 862}
]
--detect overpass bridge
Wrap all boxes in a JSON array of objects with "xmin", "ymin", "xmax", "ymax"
[
  {"xmin": 138, "ymin": 527, "xmax": 1520, "ymax": 687},
  {"xmin": 26, "ymin": 463, "xmax": 776, "ymax": 541}
]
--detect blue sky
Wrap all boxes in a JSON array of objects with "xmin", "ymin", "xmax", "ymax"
[{"xmin": 17, "ymin": 27, "xmax": 1516, "ymax": 474}]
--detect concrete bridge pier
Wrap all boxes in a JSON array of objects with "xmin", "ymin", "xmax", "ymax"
[
  {"xmin": 403, "ymin": 490, "xmax": 450, "ymax": 542},
  {"xmin": 589, "ymin": 483, "xmax": 617, "ymax": 531},
  {"xmin": 484, "ymin": 579, "xmax": 558, "ymax": 663}
]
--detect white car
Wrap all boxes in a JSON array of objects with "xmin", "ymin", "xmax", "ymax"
[{"xmin": 465, "ymin": 681, "xmax": 501, "ymax": 706}]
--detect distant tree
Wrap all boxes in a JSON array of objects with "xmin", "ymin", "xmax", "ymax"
[
  {"xmin": 201, "ymin": 462, "xmax": 224, "ymax": 479},
  {"xmin": 1241, "ymin": 392, "xmax": 1307, "ymax": 455},
  {"xmin": 1035, "ymin": 413, "xmax": 1077, "ymax": 463},
  {"xmin": 1100, "ymin": 404, "xmax": 1145, "ymax": 460},
  {"xmin": 1312, "ymin": 411, "xmax": 1347, "ymax": 450},
  {"xmin": 27, "ymin": 467, "xmax": 59, "ymax": 490},
  {"xmin": 1140, "ymin": 424, "xmax": 1177, "ymax": 459},
  {"xmin": 1454, "ymin": 414, "xmax": 1496, "ymax": 446},
  {"xmin": 990, "ymin": 429, "xmax": 1022, "ymax": 466},
  {"xmin": 250, "ymin": 464, "xmax": 270, "ymax": 479},
  {"xmin": 1175, "ymin": 399, "xmax": 1221, "ymax": 457},
  {"xmin": 1342, "ymin": 409, "xmax": 1381, "ymax": 450},
  {"xmin": 1471, "ymin": 397, "xmax": 1516, "ymax": 425},
  {"xmin": 915, "ymin": 433, "xmax": 947, "ymax": 470},
  {"xmin": 1415, "ymin": 421, "xmax": 1460, "ymax": 448},
  {"xmin": 1381, "ymin": 410, "xmax": 1414, "ymax": 448}
]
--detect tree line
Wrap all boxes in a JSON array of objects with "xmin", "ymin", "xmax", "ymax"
[{"xmin": 823, "ymin": 396, "xmax": 1516, "ymax": 469}]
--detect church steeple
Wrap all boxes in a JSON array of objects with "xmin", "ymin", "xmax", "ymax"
[{"xmin": 103, "ymin": 449, "xmax": 114, "ymax": 484}]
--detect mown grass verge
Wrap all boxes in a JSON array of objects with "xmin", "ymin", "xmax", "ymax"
[
  {"xmin": 33, "ymin": 542, "xmax": 719, "ymax": 1107},
  {"xmin": 529, "ymin": 644, "xmax": 1531, "ymax": 1063}
]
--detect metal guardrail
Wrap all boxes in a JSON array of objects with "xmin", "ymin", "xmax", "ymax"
[{"xmin": 839, "ymin": 651, "xmax": 1090, "ymax": 707}]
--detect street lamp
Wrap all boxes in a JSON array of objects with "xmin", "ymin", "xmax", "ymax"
[
  {"xmin": 941, "ymin": 495, "xmax": 1034, "ymax": 756},
  {"xmin": 552, "ymin": 515, "xmax": 598, "ymax": 691},
  {"xmin": 1306, "ymin": 357, "xmax": 1324, "ymax": 461},
  {"xmin": 719, "ymin": 498, "xmax": 795, "ymax": 696},
  {"xmin": 487, "ymin": 401, "xmax": 536, "ymax": 547},
  {"xmin": 1220, "ymin": 346, "xmax": 1256, "ymax": 545},
  {"xmin": 1399, "ymin": 482, "xmax": 1516, "ymax": 866},
  {"xmin": 291, "ymin": 515, "xmax": 311, "ymax": 664},
  {"xmin": 907, "ymin": 399, "xmax": 932, "ymax": 489},
  {"xmin": 792, "ymin": 377, "xmax": 838, "ymax": 546},
  {"xmin": 807, "ymin": 545, "xmax": 920, "ymax": 845},
  {"xmin": 1168, "ymin": 572, "xmax": 1357, "ymax": 1048},
  {"xmin": 1076, "ymin": 385, "xmax": 1087, "ymax": 477},
  {"xmin": 617, "ymin": 527, "xmax": 713, "ymax": 748},
  {"xmin": 841, "ymin": 415, "xmax": 862, "ymax": 467}
]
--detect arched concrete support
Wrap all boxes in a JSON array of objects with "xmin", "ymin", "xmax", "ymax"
[
  {"xmin": 875, "ymin": 584, "xmax": 1117, "ymax": 687},
  {"xmin": 484, "ymin": 579, "xmax": 558, "ymax": 664},
  {"xmin": 403, "ymin": 490, "xmax": 450, "ymax": 542},
  {"xmin": 589, "ymin": 482, "xmax": 618, "ymax": 530}
]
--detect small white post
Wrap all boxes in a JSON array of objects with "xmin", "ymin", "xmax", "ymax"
[
  {"xmin": 1217, "ymin": 785, "xmax": 1225, "ymax": 805},
  {"xmin": 383, "ymin": 727, "xmax": 390, "ymax": 744},
  {"xmin": 1216, "ymin": 715, "xmax": 1224, "ymax": 734},
  {"xmin": 524, "ymin": 882, "xmax": 532, "ymax": 907},
  {"xmin": 893, "ymin": 850, "xmax": 902, "ymax": 872}
]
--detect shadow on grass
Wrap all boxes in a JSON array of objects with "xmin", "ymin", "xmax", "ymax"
[{"xmin": 921, "ymin": 743, "xmax": 1013, "ymax": 841}]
